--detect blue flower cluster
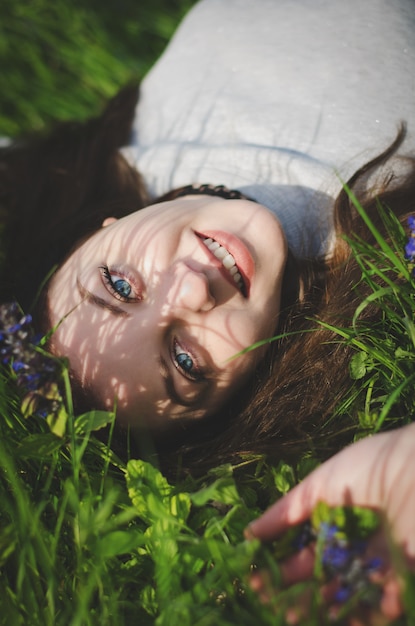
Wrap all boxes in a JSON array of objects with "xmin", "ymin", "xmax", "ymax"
[
  {"xmin": 0, "ymin": 301, "xmax": 63, "ymax": 420},
  {"xmin": 291, "ymin": 519, "xmax": 382, "ymax": 607},
  {"xmin": 319, "ymin": 522, "xmax": 381, "ymax": 605},
  {"xmin": 405, "ymin": 216, "xmax": 415, "ymax": 268}
]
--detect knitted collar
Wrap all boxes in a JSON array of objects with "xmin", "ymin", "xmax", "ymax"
[
  {"xmin": 152, "ymin": 183, "xmax": 255, "ymax": 206},
  {"xmin": 171, "ymin": 183, "xmax": 254, "ymax": 201}
]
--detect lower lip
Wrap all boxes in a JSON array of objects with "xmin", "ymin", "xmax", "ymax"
[{"xmin": 195, "ymin": 229, "xmax": 255, "ymax": 296}]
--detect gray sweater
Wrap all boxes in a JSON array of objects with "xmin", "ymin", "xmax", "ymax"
[{"xmin": 122, "ymin": 0, "xmax": 415, "ymax": 256}]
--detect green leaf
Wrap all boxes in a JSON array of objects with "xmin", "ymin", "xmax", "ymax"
[
  {"xmin": 170, "ymin": 493, "xmax": 192, "ymax": 522},
  {"xmin": 311, "ymin": 502, "xmax": 380, "ymax": 539},
  {"xmin": 272, "ymin": 461, "xmax": 296, "ymax": 495},
  {"xmin": 311, "ymin": 501, "xmax": 331, "ymax": 529},
  {"xmin": 403, "ymin": 315, "xmax": 415, "ymax": 349},
  {"xmin": 46, "ymin": 404, "xmax": 68, "ymax": 438},
  {"xmin": 350, "ymin": 351, "xmax": 371, "ymax": 380},
  {"xmin": 395, "ymin": 346, "xmax": 415, "ymax": 359},
  {"xmin": 403, "ymin": 572, "xmax": 415, "ymax": 620},
  {"xmin": 357, "ymin": 410, "xmax": 379, "ymax": 429},
  {"xmin": 190, "ymin": 476, "xmax": 241, "ymax": 507},
  {"xmin": 348, "ymin": 506, "xmax": 380, "ymax": 538},
  {"xmin": 297, "ymin": 456, "xmax": 320, "ymax": 480},
  {"xmin": 74, "ymin": 409, "xmax": 115, "ymax": 434},
  {"xmin": 126, "ymin": 459, "xmax": 192, "ymax": 525},
  {"xmin": 99, "ymin": 530, "xmax": 145, "ymax": 557},
  {"xmin": 17, "ymin": 433, "xmax": 64, "ymax": 458},
  {"xmin": 0, "ymin": 524, "xmax": 17, "ymax": 566}
]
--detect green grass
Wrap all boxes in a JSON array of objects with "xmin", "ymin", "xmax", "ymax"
[
  {"xmin": 324, "ymin": 194, "xmax": 415, "ymax": 439},
  {"xmin": 1, "ymin": 1, "xmax": 414, "ymax": 623},
  {"xmin": 1, "ymin": 197, "xmax": 414, "ymax": 625},
  {"xmin": 0, "ymin": 0, "xmax": 195, "ymax": 136}
]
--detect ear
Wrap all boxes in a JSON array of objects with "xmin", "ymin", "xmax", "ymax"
[{"xmin": 102, "ymin": 217, "xmax": 118, "ymax": 227}]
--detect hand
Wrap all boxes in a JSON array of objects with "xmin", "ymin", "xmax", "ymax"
[{"xmin": 246, "ymin": 424, "xmax": 415, "ymax": 622}]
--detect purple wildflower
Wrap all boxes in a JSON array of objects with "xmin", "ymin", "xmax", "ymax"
[
  {"xmin": 12, "ymin": 360, "xmax": 27, "ymax": 373},
  {"xmin": 313, "ymin": 518, "xmax": 382, "ymax": 607},
  {"xmin": 323, "ymin": 543, "xmax": 350, "ymax": 571},
  {"xmin": 335, "ymin": 585, "xmax": 351, "ymax": 604},
  {"xmin": 320, "ymin": 522, "xmax": 338, "ymax": 541},
  {"xmin": 405, "ymin": 237, "xmax": 415, "ymax": 260},
  {"xmin": 0, "ymin": 302, "xmax": 64, "ymax": 421},
  {"xmin": 365, "ymin": 556, "xmax": 382, "ymax": 573},
  {"xmin": 405, "ymin": 215, "xmax": 415, "ymax": 270}
]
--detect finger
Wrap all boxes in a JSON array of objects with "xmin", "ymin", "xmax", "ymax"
[
  {"xmin": 245, "ymin": 465, "xmax": 327, "ymax": 541},
  {"xmin": 246, "ymin": 433, "xmax": 390, "ymax": 541},
  {"xmin": 249, "ymin": 567, "xmax": 315, "ymax": 625},
  {"xmin": 249, "ymin": 546, "xmax": 315, "ymax": 597},
  {"xmin": 279, "ymin": 545, "xmax": 315, "ymax": 586},
  {"xmin": 379, "ymin": 574, "xmax": 404, "ymax": 621}
]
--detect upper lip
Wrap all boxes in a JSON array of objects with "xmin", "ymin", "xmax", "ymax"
[{"xmin": 194, "ymin": 230, "xmax": 255, "ymax": 297}]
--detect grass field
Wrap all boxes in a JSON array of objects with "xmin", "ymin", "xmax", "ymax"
[
  {"xmin": 0, "ymin": 2, "xmax": 414, "ymax": 624},
  {"xmin": 0, "ymin": 0, "xmax": 195, "ymax": 136}
]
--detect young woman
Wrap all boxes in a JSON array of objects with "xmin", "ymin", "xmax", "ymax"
[
  {"xmin": 2, "ymin": 124, "xmax": 413, "ymax": 625},
  {"xmin": 1, "ymin": 0, "xmax": 414, "ymax": 616},
  {"xmin": 0, "ymin": 0, "xmax": 414, "ymax": 460}
]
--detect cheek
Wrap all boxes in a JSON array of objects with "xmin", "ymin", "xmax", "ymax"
[
  {"xmin": 201, "ymin": 357, "xmax": 257, "ymax": 419},
  {"xmin": 85, "ymin": 334, "xmax": 164, "ymax": 422},
  {"xmin": 228, "ymin": 342, "xmax": 268, "ymax": 378},
  {"xmin": 213, "ymin": 340, "xmax": 268, "ymax": 411},
  {"xmin": 49, "ymin": 304, "xmax": 131, "ymax": 391},
  {"xmin": 247, "ymin": 301, "xmax": 281, "ymax": 349},
  {"xmin": 207, "ymin": 313, "xmax": 277, "ymax": 362}
]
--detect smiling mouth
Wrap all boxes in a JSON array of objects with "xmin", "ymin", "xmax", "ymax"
[{"xmin": 199, "ymin": 236, "xmax": 247, "ymax": 296}]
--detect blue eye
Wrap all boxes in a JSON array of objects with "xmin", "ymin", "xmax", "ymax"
[
  {"xmin": 112, "ymin": 278, "xmax": 131, "ymax": 298},
  {"xmin": 173, "ymin": 340, "xmax": 205, "ymax": 383},
  {"xmin": 176, "ymin": 352, "xmax": 194, "ymax": 374},
  {"xmin": 100, "ymin": 266, "xmax": 141, "ymax": 302}
]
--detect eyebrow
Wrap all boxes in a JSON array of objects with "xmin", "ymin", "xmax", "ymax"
[{"xmin": 77, "ymin": 279, "xmax": 129, "ymax": 317}]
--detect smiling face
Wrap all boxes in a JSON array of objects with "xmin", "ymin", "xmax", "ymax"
[{"xmin": 47, "ymin": 195, "xmax": 287, "ymax": 432}]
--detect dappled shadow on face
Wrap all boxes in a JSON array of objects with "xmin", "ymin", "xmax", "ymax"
[{"xmin": 46, "ymin": 196, "xmax": 286, "ymax": 433}]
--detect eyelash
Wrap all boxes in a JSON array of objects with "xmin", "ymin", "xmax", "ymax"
[
  {"xmin": 172, "ymin": 338, "xmax": 205, "ymax": 383},
  {"xmin": 100, "ymin": 267, "xmax": 205, "ymax": 384},
  {"xmin": 99, "ymin": 265, "xmax": 142, "ymax": 303}
]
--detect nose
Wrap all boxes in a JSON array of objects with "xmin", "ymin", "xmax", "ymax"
[{"xmin": 166, "ymin": 263, "xmax": 215, "ymax": 313}]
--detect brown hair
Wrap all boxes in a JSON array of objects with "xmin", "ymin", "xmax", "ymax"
[
  {"xmin": 157, "ymin": 126, "xmax": 415, "ymax": 475},
  {"xmin": 0, "ymin": 84, "xmax": 148, "ymax": 313}
]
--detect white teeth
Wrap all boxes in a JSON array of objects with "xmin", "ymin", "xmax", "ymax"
[
  {"xmin": 202, "ymin": 237, "xmax": 245, "ymax": 294},
  {"xmin": 222, "ymin": 253, "xmax": 236, "ymax": 269},
  {"xmin": 208, "ymin": 241, "xmax": 220, "ymax": 251},
  {"xmin": 213, "ymin": 247, "xmax": 228, "ymax": 261}
]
